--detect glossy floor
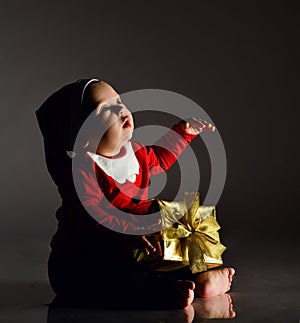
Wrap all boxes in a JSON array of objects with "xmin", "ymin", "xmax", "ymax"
[{"xmin": 1, "ymin": 237, "xmax": 299, "ymax": 322}]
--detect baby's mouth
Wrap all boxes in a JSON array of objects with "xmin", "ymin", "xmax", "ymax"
[{"xmin": 122, "ymin": 116, "xmax": 131, "ymax": 128}]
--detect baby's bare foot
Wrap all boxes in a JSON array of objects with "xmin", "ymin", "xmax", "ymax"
[
  {"xmin": 195, "ymin": 267, "xmax": 235, "ymax": 298},
  {"xmin": 193, "ymin": 293, "xmax": 236, "ymax": 319},
  {"xmin": 174, "ymin": 280, "xmax": 195, "ymax": 308}
]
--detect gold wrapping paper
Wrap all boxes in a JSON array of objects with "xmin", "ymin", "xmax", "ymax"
[{"xmin": 158, "ymin": 192, "xmax": 226, "ymax": 274}]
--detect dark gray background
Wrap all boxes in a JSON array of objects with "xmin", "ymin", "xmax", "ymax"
[{"xmin": 1, "ymin": 0, "xmax": 299, "ymax": 284}]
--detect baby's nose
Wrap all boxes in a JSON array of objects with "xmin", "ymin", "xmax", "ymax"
[{"xmin": 111, "ymin": 105, "xmax": 124, "ymax": 115}]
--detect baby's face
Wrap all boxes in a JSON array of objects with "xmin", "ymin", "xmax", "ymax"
[{"xmin": 88, "ymin": 81, "xmax": 134, "ymax": 156}]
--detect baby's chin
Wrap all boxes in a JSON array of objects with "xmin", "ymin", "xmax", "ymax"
[
  {"xmin": 126, "ymin": 129, "xmax": 134, "ymax": 140},
  {"xmin": 121, "ymin": 132, "xmax": 133, "ymax": 145}
]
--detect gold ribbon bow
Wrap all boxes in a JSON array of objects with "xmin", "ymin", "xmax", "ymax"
[{"xmin": 158, "ymin": 192, "xmax": 226, "ymax": 273}]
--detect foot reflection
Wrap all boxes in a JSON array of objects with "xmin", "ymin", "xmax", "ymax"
[
  {"xmin": 47, "ymin": 294, "xmax": 235, "ymax": 323},
  {"xmin": 193, "ymin": 293, "xmax": 236, "ymax": 320},
  {"xmin": 166, "ymin": 294, "xmax": 236, "ymax": 323}
]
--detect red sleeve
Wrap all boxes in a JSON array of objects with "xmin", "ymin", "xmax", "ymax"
[
  {"xmin": 146, "ymin": 122, "xmax": 197, "ymax": 174},
  {"xmin": 73, "ymin": 165, "xmax": 136, "ymax": 233},
  {"xmin": 65, "ymin": 154, "xmax": 160, "ymax": 237}
]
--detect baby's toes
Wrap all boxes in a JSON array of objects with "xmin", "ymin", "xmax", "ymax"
[{"xmin": 228, "ymin": 268, "xmax": 235, "ymax": 278}]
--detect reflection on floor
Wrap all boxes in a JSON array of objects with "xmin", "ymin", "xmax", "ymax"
[{"xmin": 0, "ymin": 237, "xmax": 299, "ymax": 322}]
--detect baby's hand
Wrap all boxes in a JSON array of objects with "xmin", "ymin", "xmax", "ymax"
[
  {"xmin": 182, "ymin": 118, "xmax": 216, "ymax": 135},
  {"xmin": 139, "ymin": 231, "xmax": 163, "ymax": 256}
]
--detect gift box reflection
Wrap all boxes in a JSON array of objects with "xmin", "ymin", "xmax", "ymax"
[{"xmin": 135, "ymin": 193, "xmax": 226, "ymax": 274}]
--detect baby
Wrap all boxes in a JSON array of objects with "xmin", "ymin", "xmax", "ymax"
[{"xmin": 37, "ymin": 79, "xmax": 235, "ymax": 309}]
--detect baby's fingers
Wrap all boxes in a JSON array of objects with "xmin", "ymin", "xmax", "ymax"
[
  {"xmin": 141, "ymin": 236, "xmax": 156, "ymax": 255},
  {"xmin": 182, "ymin": 118, "xmax": 216, "ymax": 135},
  {"xmin": 186, "ymin": 118, "xmax": 206, "ymax": 133},
  {"xmin": 195, "ymin": 118, "xmax": 216, "ymax": 132}
]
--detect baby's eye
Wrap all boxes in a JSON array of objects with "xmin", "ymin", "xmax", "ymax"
[
  {"xmin": 116, "ymin": 98, "xmax": 122, "ymax": 105},
  {"xmin": 101, "ymin": 105, "xmax": 111, "ymax": 113}
]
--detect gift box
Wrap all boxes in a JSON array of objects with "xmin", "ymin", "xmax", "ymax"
[
  {"xmin": 159, "ymin": 192, "xmax": 226, "ymax": 273},
  {"xmin": 133, "ymin": 192, "xmax": 226, "ymax": 274}
]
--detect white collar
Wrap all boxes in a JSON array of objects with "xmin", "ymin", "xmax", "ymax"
[{"xmin": 87, "ymin": 142, "xmax": 139, "ymax": 184}]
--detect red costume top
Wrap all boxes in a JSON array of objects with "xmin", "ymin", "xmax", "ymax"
[{"xmin": 51, "ymin": 123, "xmax": 196, "ymax": 261}]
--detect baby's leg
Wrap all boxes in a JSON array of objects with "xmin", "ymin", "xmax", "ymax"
[{"xmin": 194, "ymin": 267, "xmax": 235, "ymax": 298}]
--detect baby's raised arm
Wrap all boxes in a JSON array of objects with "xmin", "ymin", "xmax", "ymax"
[{"xmin": 146, "ymin": 119, "xmax": 215, "ymax": 175}]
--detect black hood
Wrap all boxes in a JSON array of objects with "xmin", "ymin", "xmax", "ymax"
[{"xmin": 35, "ymin": 78, "xmax": 98, "ymax": 187}]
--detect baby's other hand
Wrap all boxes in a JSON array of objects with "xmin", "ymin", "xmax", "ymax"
[
  {"xmin": 139, "ymin": 231, "xmax": 162, "ymax": 256},
  {"xmin": 182, "ymin": 118, "xmax": 216, "ymax": 135}
]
